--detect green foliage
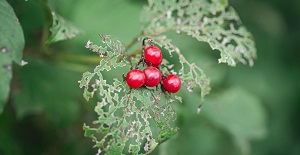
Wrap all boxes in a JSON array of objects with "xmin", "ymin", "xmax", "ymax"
[
  {"xmin": 154, "ymin": 87, "xmax": 266, "ymax": 155},
  {"xmin": 12, "ymin": 58, "xmax": 81, "ymax": 125},
  {"xmin": 203, "ymin": 87, "xmax": 266, "ymax": 154},
  {"xmin": 141, "ymin": 0, "xmax": 256, "ymax": 66},
  {"xmin": 0, "ymin": 0, "xmax": 24, "ymax": 114},
  {"xmin": 46, "ymin": 12, "xmax": 81, "ymax": 45},
  {"xmin": 0, "ymin": 130, "xmax": 21, "ymax": 154},
  {"xmin": 157, "ymin": 117, "xmax": 239, "ymax": 155},
  {"xmin": 79, "ymin": 0, "xmax": 258, "ymax": 154},
  {"xmin": 151, "ymin": 36, "xmax": 210, "ymax": 108},
  {"xmin": 5, "ymin": 0, "xmax": 295, "ymax": 155},
  {"xmin": 80, "ymin": 36, "xmax": 181, "ymax": 154}
]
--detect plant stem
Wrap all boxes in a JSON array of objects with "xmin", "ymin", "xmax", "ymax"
[
  {"xmin": 55, "ymin": 53, "xmax": 108, "ymax": 64},
  {"xmin": 126, "ymin": 37, "xmax": 139, "ymax": 50},
  {"xmin": 124, "ymin": 35, "xmax": 141, "ymax": 68},
  {"xmin": 40, "ymin": 0, "xmax": 52, "ymax": 54},
  {"xmin": 57, "ymin": 62, "xmax": 90, "ymax": 73},
  {"xmin": 129, "ymin": 48, "xmax": 143, "ymax": 58}
]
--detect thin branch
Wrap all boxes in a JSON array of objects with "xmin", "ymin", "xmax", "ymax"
[{"xmin": 126, "ymin": 37, "xmax": 139, "ymax": 50}]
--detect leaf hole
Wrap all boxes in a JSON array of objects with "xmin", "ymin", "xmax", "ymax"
[
  {"xmin": 2, "ymin": 65, "xmax": 12, "ymax": 71},
  {"xmin": 1, "ymin": 47, "xmax": 8, "ymax": 53}
]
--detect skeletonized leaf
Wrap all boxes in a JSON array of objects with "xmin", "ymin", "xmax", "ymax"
[
  {"xmin": 141, "ymin": 0, "xmax": 256, "ymax": 66},
  {"xmin": 46, "ymin": 12, "xmax": 81, "ymax": 45},
  {"xmin": 151, "ymin": 36, "xmax": 211, "ymax": 109},
  {"xmin": 79, "ymin": 35, "xmax": 181, "ymax": 154}
]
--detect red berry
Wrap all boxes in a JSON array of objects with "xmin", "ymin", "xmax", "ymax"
[
  {"xmin": 126, "ymin": 69, "xmax": 145, "ymax": 88},
  {"xmin": 144, "ymin": 46, "xmax": 162, "ymax": 67},
  {"xmin": 143, "ymin": 67, "xmax": 162, "ymax": 87},
  {"xmin": 163, "ymin": 74, "xmax": 181, "ymax": 93}
]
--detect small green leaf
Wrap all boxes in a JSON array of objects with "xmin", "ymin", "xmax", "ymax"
[
  {"xmin": 106, "ymin": 143, "xmax": 123, "ymax": 155},
  {"xmin": 157, "ymin": 128, "xmax": 177, "ymax": 144},
  {"xmin": 0, "ymin": 0, "xmax": 25, "ymax": 114},
  {"xmin": 46, "ymin": 12, "xmax": 81, "ymax": 45},
  {"xmin": 129, "ymin": 144, "xmax": 140, "ymax": 154}
]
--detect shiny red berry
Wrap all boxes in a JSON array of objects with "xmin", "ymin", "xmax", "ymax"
[
  {"xmin": 126, "ymin": 69, "xmax": 145, "ymax": 89},
  {"xmin": 143, "ymin": 67, "xmax": 162, "ymax": 87},
  {"xmin": 144, "ymin": 46, "xmax": 162, "ymax": 67},
  {"xmin": 163, "ymin": 74, "xmax": 181, "ymax": 93}
]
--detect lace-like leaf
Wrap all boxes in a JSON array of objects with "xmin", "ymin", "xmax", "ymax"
[
  {"xmin": 79, "ymin": 35, "xmax": 180, "ymax": 154},
  {"xmin": 46, "ymin": 12, "xmax": 81, "ymax": 45},
  {"xmin": 141, "ymin": 0, "xmax": 256, "ymax": 66},
  {"xmin": 151, "ymin": 35, "xmax": 210, "ymax": 111},
  {"xmin": 80, "ymin": 0, "xmax": 257, "ymax": 154}
]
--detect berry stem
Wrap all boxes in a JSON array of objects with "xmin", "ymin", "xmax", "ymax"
[
  {"xmin": 142, "ymin": 37, "xmax": 150, "ymax": 46},
  {"xmin": 126, "ymin": 36, "xmax": 157, "ymax": 69}
]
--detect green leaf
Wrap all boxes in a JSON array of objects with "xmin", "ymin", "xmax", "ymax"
[
  {"xmin": 157, "ymin": 128, "xmax": 177, "ymax": 144},
  {"xmin": 0, "ymin": 54, "xmax": 12, "ymax": 114},
  {"xmin": 0, "ymin": 130, "xmax": 22, "ymax": 154},
  {"xmin": 202, "ymin": 87, "xmax": 267, "ymax": 154},
  {"xmin": 46, "ymin": 12, "xmax": 81, "ymax": 45},
  {"xmin": 80, "ymin": 36, "xmax": 181, "ymax": 154},
  {"xmin": 106, "ymin": 143, "xmax": 123, "ymax": 155},
  {"xmin": 142, "ymin": 0, "xmax": 256, "ymax": 66},
  {"xmin": 0, "ymin": 0, "xmax": 25, "ymax": 114},
  {"xmin": 13, "ymin": 58, "xmax": 80, "ymax": 126},
  {"xmin": 157, "ymin": 116, "xmax": 239, "ymax": 155},
  {"xmin": 151, "ymin": 36, "xmax": 210, "ymax": 109}
]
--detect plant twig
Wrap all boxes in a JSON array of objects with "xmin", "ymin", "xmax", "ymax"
[
  {"xmin": 40, "ymin": 0, "xmax": 52, "ymax": 54},
  {"xmin": 129, "ymin": 48, "xmax": 143, "ymax": 58},
  {"xmin": 55, "ymin": 53, "xmax": 108, "ymax": 63},
  {"xmin": 126, "ymin": 37, "xmax": 139, "ymax": 50}
]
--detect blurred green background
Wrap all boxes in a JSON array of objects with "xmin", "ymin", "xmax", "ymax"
[{"xmin": 1, "ymin": 0, "xmax": 300, "ymax": 154}]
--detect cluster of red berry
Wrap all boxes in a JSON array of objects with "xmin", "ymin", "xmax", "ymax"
[{"xmin": 126, "ymin": 40, "xmax": 181, "ymax": 93}]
